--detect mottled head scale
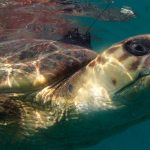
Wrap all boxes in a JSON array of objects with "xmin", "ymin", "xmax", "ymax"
[{"xmin": 89, "ymin": 34, "xmax": 150, "ymax": 96}]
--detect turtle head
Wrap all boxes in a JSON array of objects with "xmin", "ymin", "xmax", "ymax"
[{"xmin": 94, "ymin": 35, "xmax": 150, "ymax": 105}]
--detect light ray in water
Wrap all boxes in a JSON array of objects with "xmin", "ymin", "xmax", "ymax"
[
  {"xmin": 32, "ymin": 61, "xmax": 46, "ymax": 86},
  {"xmin": 6, "ymin": 67, "xmax": 12, "ymax": 87}
]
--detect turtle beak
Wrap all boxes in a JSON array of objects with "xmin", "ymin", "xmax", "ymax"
[
  {"xmin": 142, "ymin": 73, "xmax": 150, "ymax": 88},
  {"xmin": 115, "ymin": 69, "xmax": 150, "ymax": 94},
  {"xmin": 139, "ymin": 68, "xmax": 150, "ymax": 77}
]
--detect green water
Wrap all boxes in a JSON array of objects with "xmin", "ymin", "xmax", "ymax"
[
  {"xmin": 81, "ymin": 0, "xmax": 150, "ymax": 149},
  {"xmin": 89, "ymin": 0, "xmax": 150, "ymax": 51}
]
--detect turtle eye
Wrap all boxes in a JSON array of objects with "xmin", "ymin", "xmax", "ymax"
[{"xmin": 124, "ymin": 38, "xmax": 150, "ymax": 56}]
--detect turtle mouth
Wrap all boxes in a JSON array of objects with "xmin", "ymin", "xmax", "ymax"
[{"xmin": 115, "ymin": 69, "xmax": 150, "ymax": 94}]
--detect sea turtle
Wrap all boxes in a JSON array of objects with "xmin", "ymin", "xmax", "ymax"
[{"xmin": 0, "ymin": 35, "xmax": 149, "ymax": 150}]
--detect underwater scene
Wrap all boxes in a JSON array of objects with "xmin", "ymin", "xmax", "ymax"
[{"xmin": 0, "ymin": 0, "xmax": 149, "ymax": 150}]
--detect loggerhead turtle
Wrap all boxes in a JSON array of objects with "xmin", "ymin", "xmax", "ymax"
[{"xmin": 0, "ymin": 35, "xmax": 149, "ymax": 150}]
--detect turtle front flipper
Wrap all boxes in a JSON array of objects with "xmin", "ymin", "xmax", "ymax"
[
  {"xmin": 0, "ymin": 95, "xmax": 21, "ymax": 126},
  {"xmin": 0, "ymin": 94, "xmax": 25, "ymax": 142},
  {"xmin": 0, "ymin": 93, "xmax": 57, "ymax": 139}
]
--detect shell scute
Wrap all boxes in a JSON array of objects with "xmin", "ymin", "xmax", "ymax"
[{"xmin": 0, "ymin": 39, "xmax": 97, "ymax": 93}]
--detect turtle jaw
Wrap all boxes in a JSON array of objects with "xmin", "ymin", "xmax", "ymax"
[
  {"xmin": 115, "ymin": 74, "xmax": 150, "ymax": 96},
  {"xmin": 111, "ymin": 74, "xmax": 150, "ymax": 113},
  {"xmin": 115, "ymin": 69, "xmax": 150, "ymax": 95}
]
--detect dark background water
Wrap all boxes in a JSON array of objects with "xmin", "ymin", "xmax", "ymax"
[{"xmin": 80, "ymin": 0, "xmax": 150, "ymax": 149}]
